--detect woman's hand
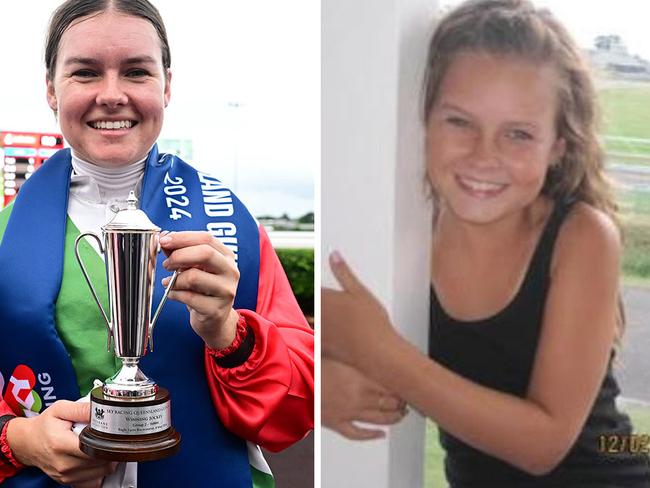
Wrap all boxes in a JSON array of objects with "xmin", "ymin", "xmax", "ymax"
[
  {"xmin": 322, "ymin": 358, "xmax": 407, "ymax": 440},
  {"xmin": 160, "ymin": 231, "xmax": 240, "ymax": 349},
  {"xmin": 322, "ymin": 252, "xmax": 396, "ymax": 370},
  {"xmin": 5, "ymin": 401, "xmax": 117, "ymax": 486}
]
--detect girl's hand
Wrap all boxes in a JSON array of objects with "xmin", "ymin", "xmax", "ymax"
[
  {"xmin": 160, "ymin": 231, "xmax": 240, "ymax": 349},
  {"xmin": 322, "ymin": 358, "xmax": 407, "ymax": 440},
  {"xmin": 322, "ymin": 251, "xmax": 396, "ymax": 370},
  {"xmin": 6, "ymin": 401, "xmax": 117, "ymax": 486}
]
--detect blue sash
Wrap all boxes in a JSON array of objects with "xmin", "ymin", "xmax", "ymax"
[{"xmin": 0, "ymin": 146, "xmax": 259, "ymax": 487}]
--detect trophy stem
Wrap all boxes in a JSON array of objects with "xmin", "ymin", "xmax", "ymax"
[{"xmin": 103, "ymin": 359, "xmax": 158, "ymax": 398}]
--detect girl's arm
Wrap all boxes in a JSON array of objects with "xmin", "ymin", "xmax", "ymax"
[{"xmin": 322, "ymin": 204, "xmax": 620, "ymax": 475}]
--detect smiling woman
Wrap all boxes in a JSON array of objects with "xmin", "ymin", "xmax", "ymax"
[
  {"xmin": 0, "ymin": 1, "xmax": 314, "ymax": 487},
  {"xmin": 45, "ymin": 12, "xmax": 170, "ymax": 168},
  {"xmin": 0, "ymin": 1, "xmax": 317, "ymax": 220}
]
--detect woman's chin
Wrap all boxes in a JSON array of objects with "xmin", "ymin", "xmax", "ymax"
[
  {"xmin": 443, "ymin": 200, "xmax": 509, "ymax": 226},
  {"xmin": 79, "ymin": 150, "xmax": 148, "ymax": 168}
]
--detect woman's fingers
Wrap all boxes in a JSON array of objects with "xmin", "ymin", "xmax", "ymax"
[
  {"xmin": 358, "ymin": 391, "xmax": 408, "ymax": 424},
  {"xmin": 160, "ymin": 231, "xmax": 235, "ymax": 260},
  {"xmin": 7, "ymin": 400, "xmax": 118, "ymax": 486},
  {"xmin": 163, "ymin": 243, "xmax": 236, "ymax": 277},
  {"xmin": 167, "ymin": 289, "xmax": 225, "ymax": 315},
  {"xmin": 362, "ymin": 392, "xmax": 404, "ymax": 413},
  {"xmin": 334, "ymin": 421, "xmax": 386, "ymax": 441},
  {"xmin": 356, "ymin": 409, "xmax": 406, "ymax": 426},
  {"xmin": 329, "ymin": 251, "xmax": 370, "ymax": 296},
  {"xmin": 163, "ymin": 268, "xmax": 234, "ymax": 299}
]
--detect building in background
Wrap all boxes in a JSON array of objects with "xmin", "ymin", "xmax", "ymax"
[{"xmin": 589, "ymin": 35, "xmax": 650, "ymax": 80}]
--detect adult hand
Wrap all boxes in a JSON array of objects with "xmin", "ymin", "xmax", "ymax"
[
  {"xmin": 160, "ymin": 231, "xmax": 240, "ymax": 349},
  {"xmin": 322, "ymin": 251, "xmax": 396, "ymax": 370},
  {"xmin": 5, "ymin": 401, "xmax": 117, "ymax": 486},
  {"xmin": 322, "ymin": 358, "xmax": 407, "ymax": 440}
]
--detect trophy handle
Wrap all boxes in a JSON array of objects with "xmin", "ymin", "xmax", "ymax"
[
  {"xmin": 149, "ymin": 269, "xmax": 180, "ymax": 352},
  {"xmin": 74, "ymin": 232, "xmax": 113, "ymax": 351}
]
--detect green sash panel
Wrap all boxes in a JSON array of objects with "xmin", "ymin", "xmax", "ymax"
[{"xmin": 55, "ymin": 217, "xmax": 121, "ymax": 395}]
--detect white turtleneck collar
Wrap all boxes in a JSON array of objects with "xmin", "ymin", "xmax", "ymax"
[
  {"xmin": 71, "ymin": 151, "xmax": 147, "ymax": 204},
  {"xmin": 68, "ymin": 152, "xmax": 149, "ymax": 256}
]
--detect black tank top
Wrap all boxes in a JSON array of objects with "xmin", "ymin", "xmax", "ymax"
[{"xmin": 429, "ymin": 203, "xmax": 650, "ymax": 487}]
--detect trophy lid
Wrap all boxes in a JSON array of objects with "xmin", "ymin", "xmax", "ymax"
[{"xmin": 102, "ymin": 191, "xmax": 161, "ymax": 232}]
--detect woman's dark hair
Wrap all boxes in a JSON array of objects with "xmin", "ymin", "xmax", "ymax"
[{"xmin": 45, "ymin": 0, "xmax": 171, "ymax": 80}]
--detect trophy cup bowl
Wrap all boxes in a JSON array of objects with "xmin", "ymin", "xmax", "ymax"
[{"xmin": 74, "ymin": 191, "xmax": 181, "ymax": 461}]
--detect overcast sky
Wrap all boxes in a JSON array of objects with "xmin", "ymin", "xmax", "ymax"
[{"xmin": 0, "ymin": 1, "xmax": 318, "ymax": 218}]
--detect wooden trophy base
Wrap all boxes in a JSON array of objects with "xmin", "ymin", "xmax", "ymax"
[{"xmin": 79, "ymin": 386, "xmax": 181, "ymax": 462}]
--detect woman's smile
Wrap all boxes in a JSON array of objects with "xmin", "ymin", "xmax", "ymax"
[
  {"xmin": 455, "ymin": 174, "xmax": 509, "ymax": 199},
  {"xmin": 87, "ymin": 120, "xmax": 137, "ymax": 130}
]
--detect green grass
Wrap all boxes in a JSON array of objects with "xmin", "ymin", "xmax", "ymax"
[
  {"xmin": 599, "ymin": 85, "xmax": 650, "ymax": 140},
  {"xmin": 627, "ymin": 405, "xmax": 650, "ymax": 435},
  {"xmin": 606, "ymin": 140, "xmax": 650, "ymax": 158},
  {"xmin": 275, "ymin": 248, "xmax": 314, "ymax": 316},
  {"xmin": 424, "ymin": 406, "xmax": 650, "ymax": 487},
  {"xmin": 424, "ymin": 420, "xmax": 447, "ymax": 488},
  {"xmin": 598, "ymin": 84, "xmax": 650, "ymax": 161},
  {"xmin": 618, "ymin": 189, "xmax": 650, "ymax": 281}
]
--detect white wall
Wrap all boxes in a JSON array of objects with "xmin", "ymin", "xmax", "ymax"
[{"xmin": 322, "ymin": 0, "xmax": 437, "ymax": 486}]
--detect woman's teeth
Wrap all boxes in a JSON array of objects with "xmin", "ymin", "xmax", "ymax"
[
  {"xmin": 90, "ymin": 120, "xmax": 133, "ymax": 130},
  {"xmin": 458, "ymin": 176, "xmax": 507, "ymax": 193}
]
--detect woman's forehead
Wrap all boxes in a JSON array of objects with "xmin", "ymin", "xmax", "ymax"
[
  {"xmin": 57, "ymin": 12, "xmax": 162, "ymax": 63},
  {"xmin": 437, "ymin": 52, "xmax": 560, "ymax": 115}
]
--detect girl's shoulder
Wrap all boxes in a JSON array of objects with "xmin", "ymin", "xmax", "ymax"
[{"xmin": 551, "ymin": 202, "xmax": 621, "ymax": 273}]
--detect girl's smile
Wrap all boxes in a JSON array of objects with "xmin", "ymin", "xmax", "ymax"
[
  {"xmin": 455, "ymin": 174, "xmax": 509, "ymax": 199},
  {"xmin": 426, "ymin": 52, "xmax": 566, "ymax": 225},
  {"xmin": 46, "ymin": 12, "xmax": 171, "ymax": 167}
]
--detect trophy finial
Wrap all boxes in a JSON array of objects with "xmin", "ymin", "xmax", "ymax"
[{"xmin": 126, "ymin": 191, "xmax": 138, "ymax": 209}]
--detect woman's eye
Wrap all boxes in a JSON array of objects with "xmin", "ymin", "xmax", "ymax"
[
  {"xmin": 72, "ymin": 69, "xmax": 96, "ymax": 78},
  {"xmin": 507, "ymin": 129, "xmax": 533, "ymax": 141},
  {"xmin": 445, "ymin": 116, "xmax": 470, "ymax": 128},
  {"xmin": 126, "ymin": 69, "xmax": 149, "ymax": 78}
]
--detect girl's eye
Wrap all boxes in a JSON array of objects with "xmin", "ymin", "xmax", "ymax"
[
  {"xmin": 72, "ymin": 69, "xmax": 97, "ymax": 78},
  {"xmin": 445, "ymin": 116, "xmax": 470, "ymax": 128},
  {"xmin": 507, "ymin": 129, "xmax": 533, "ymax": 141}
]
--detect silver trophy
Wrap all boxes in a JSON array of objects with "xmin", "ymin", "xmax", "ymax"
[{"xmin": 74, "ymin": 191, "xmax": 181, "ymax": 461}]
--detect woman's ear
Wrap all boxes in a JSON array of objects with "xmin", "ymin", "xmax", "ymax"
[
  {"xmin": 164, "ymin": 69, "xmax": 172, "ymax": 107},
  {"xmin": 46, "ymin": 74, "xmax": 58, "ymax": 112}
]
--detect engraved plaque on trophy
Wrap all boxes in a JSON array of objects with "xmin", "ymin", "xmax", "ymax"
[{"xmin": 74, "ymin": 191, "xmax": 181, "ymax": 461}]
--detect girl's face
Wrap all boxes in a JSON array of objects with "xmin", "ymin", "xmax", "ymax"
[
  {"xmin": 426, "ymin": 52, "xmax": 566, "ymax": 225},
  {"xmin": 46, "ymin": 12, "xmax": 171, "ymax": 167}
]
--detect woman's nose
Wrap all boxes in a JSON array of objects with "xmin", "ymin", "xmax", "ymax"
[
  {"xmin": 468, "ymin": 133, "xmax": 500, "ymax": 169},
  {"xmin": 95, "ymin": 74, "xmax": 128, "ymax": 108}
]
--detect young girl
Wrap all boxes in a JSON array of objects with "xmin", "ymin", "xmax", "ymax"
[{"xmin": 322, "ymin": 0, "xmax": 650, "ymax": 485}]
